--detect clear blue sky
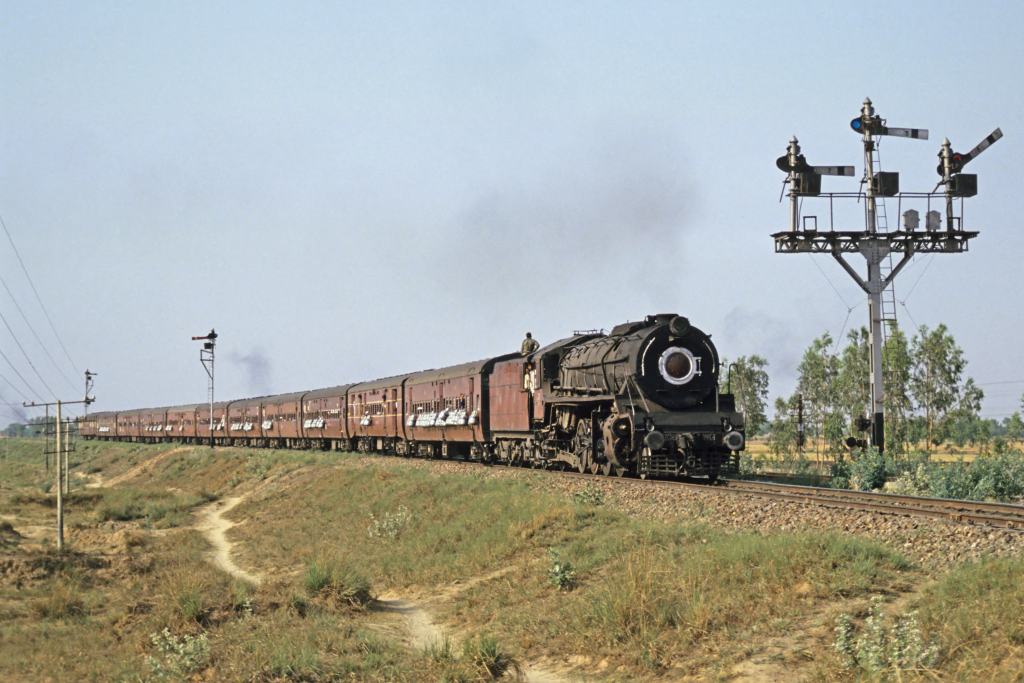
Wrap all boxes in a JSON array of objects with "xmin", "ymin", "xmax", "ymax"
[{"xmin": 1, "ymin": 1, "xmax": 1022, "ymax": 421}]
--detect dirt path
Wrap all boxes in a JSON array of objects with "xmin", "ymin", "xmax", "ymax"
[
  {"xmin": 727, "ymin": 574, "xmax": 930, "ymax": 682},
  {"xmin": 375, "ymin": 567, "xmax": 572, "ymax": 683},
  {"xmin": 195, "ymin": 495, "xmax": 262, "ymax": 585}
]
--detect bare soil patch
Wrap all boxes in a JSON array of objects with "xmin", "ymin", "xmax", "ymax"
[{"xmin": 195, "ymin": 495, "xmax": 262, "ymax": 585}]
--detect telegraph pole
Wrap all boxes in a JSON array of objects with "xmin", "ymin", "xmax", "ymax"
[
  {"xmin": 191, "ymin": 329, "xmax": 217, "ymax": 448},
  {"xmin": 23, "ymin": 397, "xmax": 93, "ymax": 552},
  {"xmin": 773, "ymin": 98, "xmax": 1001, "ymax": 453}
]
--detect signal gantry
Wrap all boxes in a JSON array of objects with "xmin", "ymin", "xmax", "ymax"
[{"xmin": 772, "ymin": 97, "xmax": 1002, "ymax": 453}]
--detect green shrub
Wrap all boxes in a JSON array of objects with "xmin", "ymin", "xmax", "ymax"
[
  {"xmin": 547, "ymin": 549, "xmax": 576, "ymax": 591},
  {"xmin": 850, "ymin": 448, "xmax": 894, "ymax": 491},
  {"xmin": 834, "ymin": 596, "xmax": 939, "ymax": 678},
  {"xmin": 366, "ymin": 505, "xmax": 413, "ymax": 540},
  {"xmin": 737, "ymin": 452, "xmax": 762, "ymax": 477},
  {"xmin": 145, "ymin": 627, "xmax": 210, "ymax": 680},
  {"xmin": 461, "ymin": 635, "xmax": 521, "ymax": 680},
  {"xmin": 230, "ymin": 581, "xmax": 254, "ymax": 615},
  {"xmin": 571, "ymin": 485, "xmax": 605, "ymax": 506},
  {"xmin": 303, "ymin": 559, "xmax": 333, "ymax": 595},
  {"xmin": 176, "ymin": 586, "xmax": 207, "ymax": 623},
  {"xmin": 924, "ymin": 451, "xmax": 1024, "ymax": 502},
  {"xmin": 423, "ymin": 636, "xmax": 455, "ymax": 664},
  {"xmin": 302, "ymin": 557, "xmax": 372, "ymax": 607}
]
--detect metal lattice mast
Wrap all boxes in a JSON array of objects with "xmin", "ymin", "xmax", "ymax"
[
  {"xmin": 84, "ymin": 370, "xmax": 96, "ymax": 416},
  {"xmin": 772, "ymin": 97, "xmax": 1001, "ymax": 453},
  {"xmin": 192, "ymin": 329, "xmax": 217, "ymax": 448}
]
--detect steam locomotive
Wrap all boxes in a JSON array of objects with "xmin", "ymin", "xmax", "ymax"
[{"xmin": 81, "ymin": 314, "xmax": 745, "ymax": 480}]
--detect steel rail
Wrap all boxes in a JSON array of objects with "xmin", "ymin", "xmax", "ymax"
[
  {"xmin": 479, "ymin": 463, "xmax": 1024, "ymax": 532},
  {"xmin": 721, "ymin": 479, "xmax": 1024, "ymax": 531}
]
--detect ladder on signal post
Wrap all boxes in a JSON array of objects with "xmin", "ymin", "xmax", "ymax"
[{"xmin": 871, "ymin": 147, "xmax": 899, "ymax": 341}]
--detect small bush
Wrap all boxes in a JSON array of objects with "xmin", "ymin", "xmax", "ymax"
[
  {"xmin": 850, "ymin": 448, "xmax": 894, "ymax": 491},
  {"xmin": 230, "ymin": 581, "xmax": 254, "ymax": 615},
  {"xmin": 571, "ymin": 485, "xmax": 605, "ymax": 506},
  {"xmin": 31, "ymin": 583, "xmax": 86, "ymax": 620},
  {"xmin": 462, "ymin": 634, "xmax": 521, "ymax": 680},
  {"xmin": 737, "ymin": 452, "xmax": 762, "ymax": 477},
  {"xmin": 834, "ymin": 596, "xmax": 939, "ymax": 678},
  {"xmin": 547, "ymin": 549, "xmax": 576, "ymax": 591},
  {"xmin": 288, "ymin": 593, "xmax": 309, "ymax": 618},
  {"xmin": 145, "ymin": 627, "xmax": 210, "ymax": 680},
  {"xmin": 423, "ymin": 636, "xmax": 456, "ymax": 664},
  {"xmin": 367, "ymin": 505, "xmax": 413, "ymax": 540},
  {"xmin": 303, "ymin": 559, "xmax": 333, "ymax": 595},
  {"xmin": 177, "ymin": 586, "xmax": 207, "ymax": 623},
  {"xmin": 302, "ymin": 557, "xmax": 373, "ymax": 607}
]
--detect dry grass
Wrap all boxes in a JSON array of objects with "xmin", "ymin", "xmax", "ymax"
[
  {"xmin": 4, "ymin": 439, "xmax": 1020, "ymax": 680},
  {"xmin": 746, "ymin": 436, "xmax": 1024, "ymax": 467}
]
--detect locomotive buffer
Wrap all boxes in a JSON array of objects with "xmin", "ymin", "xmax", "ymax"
[{"xmin": 772, "ymin": 97, "xmax": 1001, "ymax": 452}]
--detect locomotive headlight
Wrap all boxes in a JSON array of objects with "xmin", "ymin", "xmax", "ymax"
[
  {"xmin": 723, "ymin": 430, "xmax": 745, "ymax": 451},
  {"xmin": 658, "ymin": 346, "xmax": 699, "ymax": 386}
]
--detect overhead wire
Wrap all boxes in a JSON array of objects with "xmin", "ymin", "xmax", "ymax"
[
  {"xmin": 0, "ymin": 371, "xmax": 30, "ymax": 402},
  {"xmin": 899, "ymin": 302, "xmax": 920, "ymax": 332},
  {"xmin": 832, "ymin": 300, "xmax": 864, "ymax": 352},
  {"xmin": 900, "ymin": 255, "xmax": 934, "ymax": 305},
  {"xmin": 0, "ymin": 309, "xmax": 57, "ymax": 400},
  {"xmin": 0, "ymin": 273, "xmax": 80, "ymax": 393},
  {"xmin": 0, "ymin": 213, "xmax": 80, "ymax": 374},
  {"xmin": 808, "ymin": 254, "xmax": 854, "ymax": 310},
  {"xmin": 0, "ymin": 347, "xmax": 44, "ymax": 402}
]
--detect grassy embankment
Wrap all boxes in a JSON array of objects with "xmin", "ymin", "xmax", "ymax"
[{"xmin": 1, "ymin": 438, "xmax": 1022, "ymax": 680}]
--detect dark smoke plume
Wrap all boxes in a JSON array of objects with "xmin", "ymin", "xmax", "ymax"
[
  {"xmin": 438, "ymin": 132, "xmax": 693, "ymax": 313},
  {"xmin": 229, "ymin": 350, "xmax": 272, "ymax": 396},
  {"xmin": 0, "ymin": 392, "xmax": 29, "ymax": 424}
]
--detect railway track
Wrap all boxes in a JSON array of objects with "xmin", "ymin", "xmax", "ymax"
[
  {"xmin": 720, "ymin": 479, "xmax": 1024, "ymax": 531},
  {"xmin": 537, "ymin": 466, "xmax": 1024, "ymax": 532}
]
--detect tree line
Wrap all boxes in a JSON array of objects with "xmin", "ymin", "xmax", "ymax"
[{"xmin": 725, "ymin": 323, "xmax": 1023, "ymax": 458}]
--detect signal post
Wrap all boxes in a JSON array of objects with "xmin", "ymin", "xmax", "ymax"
[
  {"xmin": 772, "ymin": 98, "xmax": 1001, "ymax": 452},
  {"xmin": 191, "ymin": 329, "xmax": 217, "ymax": 448}
]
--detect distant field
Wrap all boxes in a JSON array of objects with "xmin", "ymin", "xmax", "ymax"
[
  {"xmin": 1, "ymin": 439, "xmax": 1022, "ymax": 681},
  {"xmin": 744, "ymin": 437, "xmax": 1017, "ymax": 466}
]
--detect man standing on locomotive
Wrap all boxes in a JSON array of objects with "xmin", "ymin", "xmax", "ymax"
[
  {"xmin": 521, "ymin": 332, "xmax": 540, "ymax": 392},
  {"xmin": 521, "ymin": 332, "xmax": 539, "ymax": 356}
]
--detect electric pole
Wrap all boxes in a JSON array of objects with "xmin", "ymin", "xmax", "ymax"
[
  {"xmin": 23, "ymin": 397, "xmax": 94, "ymax": 552},
  {"xmin": 773, "ymin": 97, "xmax": 1001, "ymax": 453},
  {"xmin": 191, "ymin": 329, "xmax": 217, "ymax": 448}
]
